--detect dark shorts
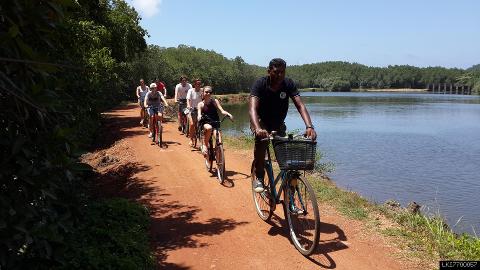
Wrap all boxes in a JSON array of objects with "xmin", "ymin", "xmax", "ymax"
[
  {"xmin": 177, "ymin": 99, "xmax": 187, "ymax": 113},
  {"xmin": 138, "ymin": 98, "xmax": 145, "ymax": 108},
  {"xmin": 199, "ymin": 116, "xmax": 220, "ymax": 129}
]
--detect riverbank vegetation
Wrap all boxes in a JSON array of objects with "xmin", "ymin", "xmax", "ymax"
[{"xmin": 223, "ymin": 134, "xmax": 480, "ymax": 262}]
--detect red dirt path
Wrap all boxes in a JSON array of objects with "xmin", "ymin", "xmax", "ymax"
[{"xmin": 85, "ymin": 103, "xmax": 420, "ymax": 270}]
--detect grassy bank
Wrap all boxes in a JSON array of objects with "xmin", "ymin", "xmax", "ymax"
[
  {"xmin": 223, "ymin": 134, "xmax": 480, "ymax": 262},
  {"xmin": 215, "ymin": 92, "xmax": 249, "ymax": 104}
]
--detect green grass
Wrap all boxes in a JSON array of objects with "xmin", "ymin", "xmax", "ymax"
[
  {"xmin": 57, "ymin": 198, "xmax": 154, "ymax": 270},
  {"xmin": 223, "ymin": 133, "xmax": 480, "ymax": 262}
]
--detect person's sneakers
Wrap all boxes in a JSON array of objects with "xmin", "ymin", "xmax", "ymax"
[
  {"xmin": 201, "ymin": 145, "xmax": 208, "ymax": 156},
  {"xmin": 253, "ymin": 178, "xmax": 265, "ymax": 193},
  {"xmin": 148, "ymin": 132, "xmax": 153, "ymax": 138},
  {"xmin": 140, "ymin": 119, "xmax": 144, "ymax": 125},
  {"xmin": 178, "ymin": 126, "xmax": 182, "ymax": 131},
  {"xmin": 290, "ymin": 204, "xmax": 305, "ymax": 215}
]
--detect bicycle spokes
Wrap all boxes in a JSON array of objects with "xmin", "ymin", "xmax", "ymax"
[{"xmin": 285, "ymin": 176, "xmax": 320, "ymax": 255}]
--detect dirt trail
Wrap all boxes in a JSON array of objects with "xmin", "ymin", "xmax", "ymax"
[{"xmin": 89, "ymin": 103, "xmax": 418, "ymax": 270}]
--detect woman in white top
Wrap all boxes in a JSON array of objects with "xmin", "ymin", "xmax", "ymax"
[
  {"xmin": 136, "ymin": 79, "xmax": 149, "ymax": 125},
  {"xmin": 186, "ymin": 79, "xmax": 203, "ymax": 146}
]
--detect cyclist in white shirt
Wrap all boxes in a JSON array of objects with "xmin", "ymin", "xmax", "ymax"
[
  {"xmin": 174, "ymin": 75, "xmax": 192, "ymax": 133},
  {"xmin": 186, "ymin": 79, "xmax": 203, "ymax": 147},
  {"xmin": 136, "ymin": 79, "xmax": 149, "ymax": 126}
]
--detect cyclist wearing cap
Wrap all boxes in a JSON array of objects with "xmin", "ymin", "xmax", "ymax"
[
  {"xmin": 136, "ymin": 79, "xmax": 149, "ymax": 126},
  {"xmin": 174, "ymin": 75, "xmax": 192, "ymax": 132},
  {"xmin": 197, "ymin": 86, "xmax": 233, "ymax": 156},
  {"xmin": 186, "ymin": 79, "xmax": 203, "ymax": 147},
  {"xmin": 144, "ymin": 83, "xmax": 169, "ymax": 138},
  {"xmin": 249, "ymin": 58, "xmax": 317, "ymax": 193}
]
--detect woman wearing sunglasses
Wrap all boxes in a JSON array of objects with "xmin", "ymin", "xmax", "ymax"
[{"xmin": 197, "ymin": 86, "xmax": 233, "ymax": 156}]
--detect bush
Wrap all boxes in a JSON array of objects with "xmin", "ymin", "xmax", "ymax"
[{"xmin": 58, "ymin": 199, "xmax": 154, "ymax": 270}]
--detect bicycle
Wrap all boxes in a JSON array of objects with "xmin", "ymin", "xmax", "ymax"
[
  {"xmin": 251, "ymin": 133, "xmax": 320, "ymax": 255},
  {"xmin": 199, "ymin": 115, "xmax": 232, "ymax": 184},
  {"xmin": 177, "ymin": 99, "xmax": 188, "ymax": 134},
  {"xmin": 184, "ymin": 107, "xmax": 191, "ymax": 138},
  {"xmin": 142, "ymin": 107, "xmax": 149, "ymax": 128},
  {"xmin": 149, "ymin": 110, "xmax": 163, "ymax": 148}
]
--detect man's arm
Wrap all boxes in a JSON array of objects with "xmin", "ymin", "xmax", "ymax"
[
  {"xmin": 186, "ymin": 90, "xmax": 192, "ymax": 108},
  {"xmin": 197, "ymin": 102, "xmax": 203, "ymax": 122},
  {"xmin": 144, "ymin": 93, "xmax": 149, "ymax": 108},
  {"xmin": 249, "ymin": 96, "xmax": 268, "ymax": 138},
  {"xmin": 292, "ymin": 96, "xmax": 317, "ymax": 140},
  {"xmin": 160, "ymin": 93, "xmax": 169, "ymax": 107},
  {"xmin": 174, "ymin": 85, "xmax": 178, "ymax": 103}
]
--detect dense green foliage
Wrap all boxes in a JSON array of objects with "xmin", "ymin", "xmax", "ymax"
[
  {"xmin": 0, "ymin": 0, "xmax": 149, "ymax": 268},
  {"xmin": 287, "ymin": 61, "xmax": 472, "ymax": 91},
  {"xmin": 57, "ymin": 199, "xmax": 153, "ymax": 270},
  {"xmin": 129, "ymin": 45, "xmax": 264, "ymax": 95},
  {"xmin": 131, "ymin": 49, "xmax": 480, "ymax": 95}
]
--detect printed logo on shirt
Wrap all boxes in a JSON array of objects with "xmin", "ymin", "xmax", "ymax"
[{"xmin": 279, "ymin": 92, "xmax": 287, "ymax": 99}]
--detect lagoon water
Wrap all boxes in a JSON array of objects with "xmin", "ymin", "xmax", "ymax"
[{"xmin": 222, "ymin": 92, "xmax": 480, "ymax": 235}]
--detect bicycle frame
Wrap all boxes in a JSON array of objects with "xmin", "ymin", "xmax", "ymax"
[{"xmin": 263, "ymin": 143, "xmax": 306, "ymax": 212}]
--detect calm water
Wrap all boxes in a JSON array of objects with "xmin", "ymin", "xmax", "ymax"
[{"xmin": 221, "ymin": 92, "xmax": 480, "ymax": 235}]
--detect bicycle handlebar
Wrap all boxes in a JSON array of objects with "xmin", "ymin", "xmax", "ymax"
[{"xmin": 260, "ymin": 132, "xmax": 313, "ymax": 142}]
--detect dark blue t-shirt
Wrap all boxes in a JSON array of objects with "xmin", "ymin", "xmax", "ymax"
[{"xmin": 250, "ymin": 76, "xmax": 299, "ymax": 130}]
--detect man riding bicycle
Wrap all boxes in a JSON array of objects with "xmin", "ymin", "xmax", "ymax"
[
  {"xmin": 174, "ymin": 75, "xmax": 192, "ymax": 133},
  {"xmin": 144, "ymin": 83, "xmax": 169, "ymax": 138},
  {"xmin": 197, "ymin": 86, "xmax": 233, "ymax": 156},
  {"xmin": 249, "ymin": 58, "xmax": 317, "ymax": 193},
  {"xmin": 186, "ymin": 78, "xmax": 203, "ymax": 147},
  {"xmin": 136, "ymin": 79, "xmax": 149, "ymax": 126}
]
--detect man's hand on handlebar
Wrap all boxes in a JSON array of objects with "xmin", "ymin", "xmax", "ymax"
[
  {"xmin": 304, "ymin": 128, "xmax": 317, "ymax": 141},
  {"xmin": 254, "ymin": 128, "xmax": 269, "ymax": 139}
]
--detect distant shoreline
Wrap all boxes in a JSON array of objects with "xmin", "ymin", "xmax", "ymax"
[
  {"xmin": 299, "ymin": 88, "xmax": 429, "ymax": 93},
  {"xmin": 356, "ymin": 88, "xmax": 428, "ymax": 92}
]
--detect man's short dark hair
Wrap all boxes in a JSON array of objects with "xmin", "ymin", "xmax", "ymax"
[{"xmin": 268, "ymin": 58, "xmax": 287, "ymax": 69}]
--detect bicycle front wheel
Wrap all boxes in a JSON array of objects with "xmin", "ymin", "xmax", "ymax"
[
  {"xmin": 215, "ymin": 144, "xmax": 225, "ymax": 184},
  {"xmin": 284, "ymin": 174, "xmax": 320, "ymax": 256},
  {"xmin": 251, "ymin": 160, "xmax": 273, "ymax": 221},
  {"xmin": 185, "ymin": 116, "xmax": 190, "ymax": 137}
]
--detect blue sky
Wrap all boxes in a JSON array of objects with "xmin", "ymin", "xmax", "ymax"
[{"xmin": 128, "ymin": 0, "xmax": 479, "ymax": 69}]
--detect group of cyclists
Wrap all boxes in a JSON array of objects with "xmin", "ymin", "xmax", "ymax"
[
  {"xmin": 135, "ymin": 58, "xmax": 316, "ymax": 189},
  {"xmin": 136, "ymin": 76, "xmax": 233, "ymax": 158},
  {"xmin": 135, "ymin": 58, "xmax": 321, "ymax": 255}
]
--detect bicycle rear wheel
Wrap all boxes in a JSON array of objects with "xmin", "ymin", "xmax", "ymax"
[
  {"xmin": 151, "ymin": 117, "xmax": 157, "ymax": 143},
  {"xmin": 157, "ymin": 120, "xmax": 162, "ymax": 147},
  {"xmin": 251, "ymin": 160, "xmax": 273, "ymax": 221},
  {"xmin": 284, "ymin": 174, "xmax": 320, "ymax": 256},
  {"xmin": 215, "ymin": 144, "xmax": 225, "ymax": 184}
]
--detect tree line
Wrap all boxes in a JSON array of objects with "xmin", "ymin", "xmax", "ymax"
[
  {"xmin": 128, "ymin": 45, "xmax": 264, "ymax": 95},
  {"xmin": 131, "ymin": 48, "xmax": 479, "ymax": 95},
  {"xmin": 287, "ymin": 61, "xmax": 479, "ymax": 93}
]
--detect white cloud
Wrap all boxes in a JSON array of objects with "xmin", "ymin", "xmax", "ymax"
[{"xmin": 131, "ymin": 0, "xmax": 162, "ymax": 18}]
